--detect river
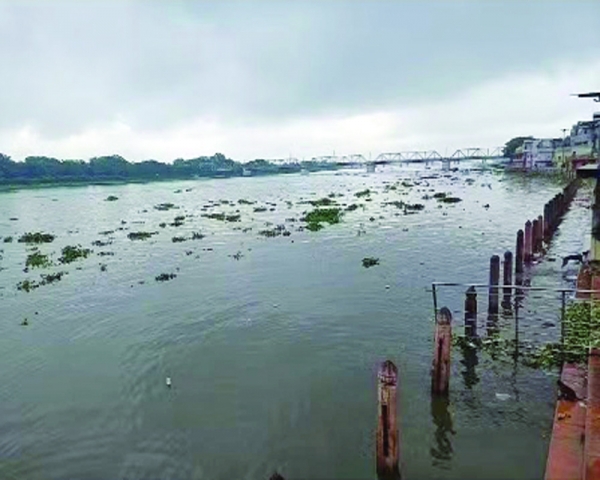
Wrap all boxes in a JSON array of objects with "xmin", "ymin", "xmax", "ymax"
[{"xmin": 0, "ymin": 163, "xmax": 592, "ymax": 479}]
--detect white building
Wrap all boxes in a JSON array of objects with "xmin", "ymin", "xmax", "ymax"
[{"xmin": 519, "ymin": 138, "xmax": 555, "ymax": 170}]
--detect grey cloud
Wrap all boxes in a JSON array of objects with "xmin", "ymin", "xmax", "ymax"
[{"xmin": 1, "ymin": 0, "xmax": 599, "ymax": 137}]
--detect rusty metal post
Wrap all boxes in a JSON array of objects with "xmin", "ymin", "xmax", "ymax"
[
  {"xmin": 431, "ymin": 307, "xmax": 452, "ymax": 395},
  {"xmin": 377, "ymin": 360, "xmax": 400, "ymax": 479},
  {"xmin": 464, "ymin": 286, "xmax": 477, "ymax": 337},
  {"xmin": 524, "ymin": 220, "xmax": 533, "ymax": 263},
  {"xmin": 515, "ymin": 229, "xmax": 524, "ymax": 285}
]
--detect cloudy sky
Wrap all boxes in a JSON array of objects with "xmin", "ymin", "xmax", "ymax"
[{"xmin": 1, "ymin": 1, "xmax": 599, "ymax": 162}]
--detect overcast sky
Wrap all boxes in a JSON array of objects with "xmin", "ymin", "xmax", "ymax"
[{"xmin": 1, "ymin": 1, "xmax": 599, "ymax": 162}]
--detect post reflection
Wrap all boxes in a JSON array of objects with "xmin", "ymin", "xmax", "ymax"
[
  {"xmin": 430, "ymin": 395, "xmax": 456, "ymax": 466},
  {"xmin": 460, "ymin": 344, "xmax": 480, "ymax": 389}
]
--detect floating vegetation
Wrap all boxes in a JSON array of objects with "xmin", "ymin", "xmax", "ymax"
[
  {"xmin": 433, "ymin": 192, "xmax": 447, "ymax": 199},
  {"xmin": 154, "ymin": 203, "xmax": 178, "ymax": 211},
  {"xmin": 362, "ymin": 257, "xmax": 380, "ymax": 268},
  {"xmin": 385, "ymin": 201, "xmax": 425, "ymax": 213},
  {"xmin": 345, "ymin": 204, "xmax": 359, "ymax": 212},
  {"xmin": 18, "ymin": 232, "xmax": 55, "ymax": 244},
  {"xmin": 9, "ymin": 217, "xmax": 18, "ymax": 221},
  {"xmin": 174, "ymin": 189, "xmax": 182, "ymax": 194},
  {"xmin": 127, "ymin": 231, "xmax": 157, "ymax": 241},
  {"xmin": 259, "ymin": 225, "xmax": 287, "ymax": 237},
  {"xmin": 41, "ymin": 271, "xmax": 67, "ymax": 284},
  {"xmin": 3, "ymin": 236, "xmax": 13, "ymax": 243},
  {"xmin": 159, "ymin": 222, "xmax": 167, "ymax": 228},
  {"xmin": 155, "ymin": 272, "xmax": 177, "ymax": 282},
  {"xmin": 309, "ymin": 197, "xmax": 337, "ymax": 207},
  {"xmin": 26, "ymin": 251, "xmax": 52, "ymax": 269},
  {"xmin": 168, "ymin": 215, "xmax": 186, "ymax": 227},
  {"xmin": 17, "ymin": 271, "xmax": 67, "ymax": 292},
  {"xmin": 172, "ymin": 236, "xmax": 187, "ymax": 243},
  {"xmin": 302, "ymin": 208, "xmax": 342, "ymax": 232},
  {"xmin": 98, "ymin": 251, "xmax": 115, "ymax": 256},
  {"xmin": 355, "ymin": 189, "xmax": 371, "ymax": 198},
  {"xmin": 230, "ymin": 251, "xmax": 244, "ymax": 260},
  {"xmin": 401, "ymin": 181, "xmax": 413, "ymax": 188},
  {"xmin": 253, "ymin": 207, "xmax": 267, "ymax": 213},
  {"xmin": 17, "ymin": 279, "xmax": 39, "ymax": 292},
  {"xmin": 105, "ymin": 195, "xmax": 119, "ymax": 201},
  {"xmin": 238, "ymin": 199, "xmax": 255, "ymax": 205},
  {"xmin": 99, "ymin": 230, "xmax": 115, "ymax": 236},
  {"xmin": 453, "ymin": 302, "xmax": 600, "ymax": 370},
  {"xmin": 59, "ymin": 245, "xmax": 91, "ymax": 264},
  {"xmin": 439, "ymin": 196, "xmax": 463, "ymax": 204},
  {"xmin": 100, "ymin": 264, "xmax": 107, "ymax": 272},
  {"xmin": 92, "ymin": 239, "xmax": 112, "ymax": 247},
  {"xmin": 286, "ymin": 201, "xmax": 293, "ymax": 208},
  {"xmin": 191, "ymin": 232, "xmax": 205, "ymax": 240}
]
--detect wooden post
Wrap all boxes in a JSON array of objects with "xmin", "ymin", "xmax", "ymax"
[
  {"xmin": 488, "ymin": 255, "xmax": 500, "ymax": 315},
  {"xmin": 269, "ymin": 473, "xmax": 285, "ymax": 480},
  {"xmin": 464, "ymin": 286, "xmax": 477, "ymax": 337},
  {"xmin": 503, "ymin": 251, "xmax": 513, "ymax": 294},
  {"xmin": 544, "ymin": 204, "xmax": 551, "ymax": 240},
  {"xmin": 532, "ymin": 219, "xmax": 540, "ymax": 254},
  {"xmin": 431, "ymin": 307, "xmax": 452, "ymax": 395},
  {"xmin": 523, "ymin": 220, "xmax": 532, "ymax": 262},
  {"xmin": 515, "ymin": 229, "xmax": 524, "ymax": 285},
  {"xmin": 377, "ymin": 360, "xmax": 400, "ymax": 479},
  {"xmin": 537, "ymin": 215, "xmax": 544, "ymax": 252}
]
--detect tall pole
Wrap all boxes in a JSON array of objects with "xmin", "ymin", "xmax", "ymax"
[
  {"xmin": 573, "ymin": 92, "xmax": 600, "ymax": 260},
  {"xmin": 562, "ymin": 128, "xmax": 568, "ymax": 175}
]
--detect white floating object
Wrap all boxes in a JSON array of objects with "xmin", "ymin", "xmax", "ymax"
[
  {"xmin": 166, "ymin": 377, "xmax": 172, "ymax": 388},
  {"xmin": 385, "ymin": 285, "xmax": 390, "ymax": 289},
  {"xmin": 273, "ymin": 304, "xmax": 279, "ymax": 308},
  {"xmin": 495, "ymin": 393, "xmax": 511, "ymax": 401}
]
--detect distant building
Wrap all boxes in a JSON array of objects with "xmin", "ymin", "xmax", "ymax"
[
  {"xmin": 510, "ymin": 112, "xmax": 600, "ymax": 173},
  {"xmin": 513, "ymin": 138, "xmax": 555, "ymax": 170}
]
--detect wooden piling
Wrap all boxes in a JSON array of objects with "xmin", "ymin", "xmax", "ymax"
[
  {"xmin": 377, "ymin": 360, "xmax": 400, "ymax": 479},
  {"xmin": 503, "ymin": 251, "xmax": 513, "ymax": 294},
  {"xmin": 488, "ymin": 255, "xmax": 500, "ymax": 315},
  {"xmin": 464, "ymin": 286, "xmax": 477, "ymax": 337},
  {"xmin": 515, "ymin": 229, "xmax": 524, "ymax": 285},
  {"xmin": 431, "ymin": 307, "xmax": 452, "ymax": 396},
  {"xmin": 532, "ymin": 219, "xmax": 540, "ymax": 254},
  {"xmin": 537, "ymin": 215, "xmax": 544, "ymax": 252},
  {"xmin": 269, "ymin": 473, "xmax": 285, "ymax": 480},
  {"xmin": 544, "ymin": 204, "xmax": 551, "ymax": 240},
  {"xmin": 524, "ymin": 221, "xmax": 533, "ymax": 263}
]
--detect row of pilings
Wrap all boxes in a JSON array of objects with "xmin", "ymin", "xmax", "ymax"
[{"xmin": 271, "ymin": 178, "xmax": 582, "ymax": 480}]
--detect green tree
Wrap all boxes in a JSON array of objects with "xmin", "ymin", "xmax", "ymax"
[{"xmin": 503, "ymin": 136, "xmax": 533, "ymax": 158}]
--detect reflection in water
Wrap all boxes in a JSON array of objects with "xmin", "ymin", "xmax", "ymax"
[
  {"xmin": 430, "ymin": 396, "xmax": 456, "ymax": 467},
  {"xmin": 460, "ymin": 346, "xmax": 480, "ymax": 389}
]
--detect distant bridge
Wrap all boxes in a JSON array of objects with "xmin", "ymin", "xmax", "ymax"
[{"xmin": 268, "ymin": 147, "xmax": 505, "ymax": 165}]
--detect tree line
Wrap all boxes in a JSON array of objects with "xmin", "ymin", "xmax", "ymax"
[{"xmin": 0, "ymin": 153, "xmax": 331, "ymax": 185}]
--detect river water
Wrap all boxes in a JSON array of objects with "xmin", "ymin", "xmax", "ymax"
[{"xmin": 0, "ymin": 164, "xmax": 592, "ymax": 479}]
